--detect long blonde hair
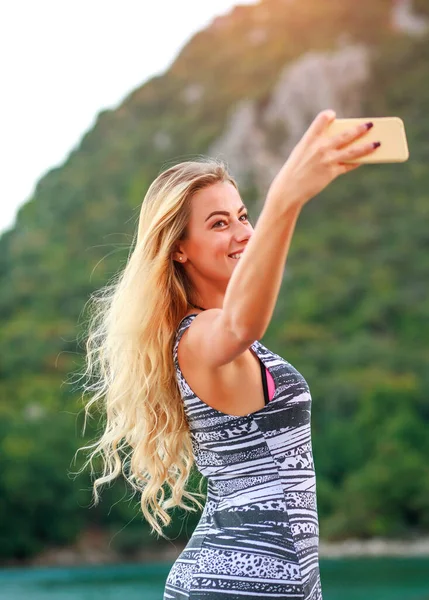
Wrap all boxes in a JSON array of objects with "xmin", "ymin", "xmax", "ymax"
[{"xmin": 75, "ymin": 157, "xmax": 238, "ymax": 537}]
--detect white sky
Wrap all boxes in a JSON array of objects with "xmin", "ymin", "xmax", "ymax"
[{"xmin": 0, "ymin": 0, "xmax": 259, "ymax": 236}]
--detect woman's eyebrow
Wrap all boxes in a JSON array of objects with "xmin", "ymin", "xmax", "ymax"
[{"xmin": 204, "ymin": 204, "xmax": 247, "ymax": 222}]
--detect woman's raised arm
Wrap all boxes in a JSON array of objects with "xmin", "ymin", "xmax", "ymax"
[{"xmin": 223, "ymin": 109, "xmax": 378, "ymax": 341}]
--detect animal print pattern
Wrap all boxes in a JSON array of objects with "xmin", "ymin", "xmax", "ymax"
[{"xmin": 164, "ymin": 314, "xmax": 323, "ymax": 599}]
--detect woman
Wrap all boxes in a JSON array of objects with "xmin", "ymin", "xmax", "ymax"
[{"xmin": 79, "ymin": 109, "xmax": 379, "ymax": 599}]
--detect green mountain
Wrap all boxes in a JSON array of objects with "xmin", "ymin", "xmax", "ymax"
[{"xmin": 1, "ymin": 0, "xmax": 429, "ymax": 561}]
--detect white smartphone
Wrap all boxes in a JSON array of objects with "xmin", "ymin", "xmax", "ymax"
[{"xmin": 323, "ymin": 116, "xmax": 409, "ymax": 163}]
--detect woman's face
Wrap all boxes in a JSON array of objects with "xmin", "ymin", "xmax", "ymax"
[{"xmin": 176, "ymin": 180, "xmax": 254, "ymax": 287}]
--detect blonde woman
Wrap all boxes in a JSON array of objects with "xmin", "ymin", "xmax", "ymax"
[{"xmin": 80, "ymin": 109, "xmax": 379, "ymax": 599}]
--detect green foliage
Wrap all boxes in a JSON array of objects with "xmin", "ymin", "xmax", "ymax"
[{"xmin": 0, "ymin": 0, "xmax": 428, "ymax": 560}]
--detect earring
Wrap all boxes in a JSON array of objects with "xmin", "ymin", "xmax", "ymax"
[{"xmin": 179, "ymin": 257, "xmax": 183, "ymax": 261}]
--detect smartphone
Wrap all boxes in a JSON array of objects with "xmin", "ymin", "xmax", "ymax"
[{"xmin": 324, "ymin": 116, "xmax": 409, "ymax": 164}]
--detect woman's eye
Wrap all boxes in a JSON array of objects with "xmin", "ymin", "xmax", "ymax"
[{"xmin": 212, "ymin": 214, "xmax": 249, "ymax": 228}]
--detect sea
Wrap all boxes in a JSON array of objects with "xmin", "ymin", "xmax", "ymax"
[{"xmin": 0, "ymin": 557, "xmax": 428, "ymax": 599}]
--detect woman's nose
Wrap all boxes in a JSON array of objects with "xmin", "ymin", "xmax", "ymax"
[{"xmin": 233, "ymin": 221, "xmax": 252, "ymax": 242}]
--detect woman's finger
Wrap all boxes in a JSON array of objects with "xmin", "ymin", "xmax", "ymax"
[
  {"xmin": 335, "ymin": 140, "xmax": 381, "ymax": 163},
  {"xmin": 328, "ymin": 121, "xmax": 374, "ymax": 150}
]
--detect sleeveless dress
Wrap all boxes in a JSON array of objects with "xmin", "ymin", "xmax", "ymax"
[{"xmin": 164, "ymin": 314, "xmax": 323, "ymax": 600}]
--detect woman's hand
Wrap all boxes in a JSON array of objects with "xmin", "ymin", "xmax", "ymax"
[{"xmin": 267, "ymin": 109, "xmax": 380, "ymax": 208}]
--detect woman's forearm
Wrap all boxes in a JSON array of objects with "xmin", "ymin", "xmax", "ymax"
[{"xmin": 223, "ymin": 193, "xmax": 303, "ymax": 341}]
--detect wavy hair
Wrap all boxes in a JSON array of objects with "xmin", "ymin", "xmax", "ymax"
[{"xmin": 75, "ymin": 157, "xmax": 238, "ymax": 537}]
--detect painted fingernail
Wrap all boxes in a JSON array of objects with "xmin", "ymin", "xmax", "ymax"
[
  {"xmin": 365, "ymin": 122, "xmax": 374, "ymax": 129},
  {"xmin": 373, "ymin": 141, "xmax": 381, "ymax": 148}
]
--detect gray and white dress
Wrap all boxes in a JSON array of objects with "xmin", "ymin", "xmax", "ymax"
[{"xmin": 164, "ymin": 314, "xmax": 323, "ymax": 600}]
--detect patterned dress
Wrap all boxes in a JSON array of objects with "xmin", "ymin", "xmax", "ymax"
[{"xmin": 164, "ymin": 314, "xmax": 323, "ymax": 600}]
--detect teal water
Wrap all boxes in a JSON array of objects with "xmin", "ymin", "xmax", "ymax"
[{"xmin": 0, "ymin": 557, "xmax": 428, "ymax": 599}]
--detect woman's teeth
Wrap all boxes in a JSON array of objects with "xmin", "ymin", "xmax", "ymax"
[{"xmin": 229, "ymin": 253, "xmax": 242, "ymax": 259}]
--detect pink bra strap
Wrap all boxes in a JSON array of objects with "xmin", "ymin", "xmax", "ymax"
[{"xmin": 266, "ymin": 367, "xmax": 275, "ymax": 401}]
